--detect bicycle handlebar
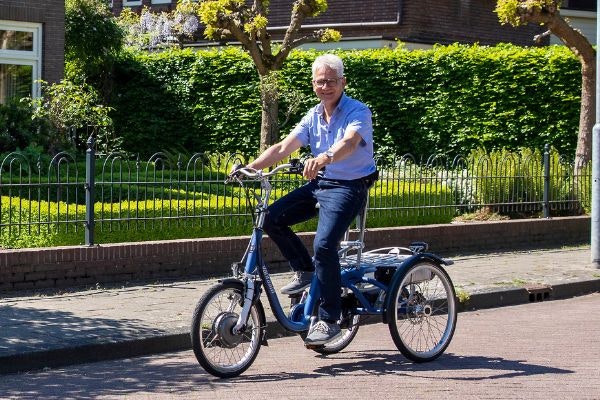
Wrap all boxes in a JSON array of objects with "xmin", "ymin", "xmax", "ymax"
[{"xmin": 227, "ymin": 159, "xmax": 304, "ymax": 183}]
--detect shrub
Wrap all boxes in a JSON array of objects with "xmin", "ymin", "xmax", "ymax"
[
  {"xmin": 107, "ymin": 44, "xmax": 580, "ymax": 159},
  {"xmin": 0, "ymin": 177, "xmax": 454, "ymax": 248}
]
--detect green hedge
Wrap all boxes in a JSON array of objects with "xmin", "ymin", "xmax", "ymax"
[
  {"xmin": 0, "ymin": 180, "xmax": 454, "ymax": 248},
  {"xmin": 109, "ymin": 44, "xmax": 581, "ymax": 159}
]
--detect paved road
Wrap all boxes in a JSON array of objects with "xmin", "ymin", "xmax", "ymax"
[
  {"xmin": 2, "ymin": 246, "xmax": 599, "ymax": 376},
  {"xmin": 1, "ymin": 293, "xmax": 598, "ymax": 400}
]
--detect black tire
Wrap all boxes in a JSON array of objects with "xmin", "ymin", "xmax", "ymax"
[
  {"xmin": 190, "ymin": 281, "xmax": 265, "ymax": 378},
  {"xmin": 386, "ymin": 261, "xmax": 457, "ymax": 362}
]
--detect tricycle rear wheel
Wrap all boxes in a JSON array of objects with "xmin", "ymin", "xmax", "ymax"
[{"xmin": 386, "ymin": 261, "xmax": 457, "ymax": 362}]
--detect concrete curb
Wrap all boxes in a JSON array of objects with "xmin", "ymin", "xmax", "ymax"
[{"xmin": 1, "ymin": 278, "xmax": 598, "ymax": 376}]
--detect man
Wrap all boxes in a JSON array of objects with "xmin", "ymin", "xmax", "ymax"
[{"xmin": 245, "ymin": 54, "xmax": 376, "ymax": 345}]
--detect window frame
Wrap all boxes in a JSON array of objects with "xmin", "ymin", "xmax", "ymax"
[{"xmin": 0, "ymin": 20, "xmax": 42, "ymax": 100}]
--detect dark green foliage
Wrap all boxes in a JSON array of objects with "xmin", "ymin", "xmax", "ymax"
[
  {"xmin": 0, "ymin": 99, "xmax": 38, "ymax": 152},
  {"xmin": 110, "ymin": 48, "xmax": 260, "ymax": 157},
  {"xmin": 342, "ymin": 44, "xmax": 580, "ymax": 161},
  {"xmin": 108, "ymin": 44, "xmax": 580, "ymax": 160},
  {"xmin": 65, "ymin": 0, "xmax": 124, "ymax": 80}
]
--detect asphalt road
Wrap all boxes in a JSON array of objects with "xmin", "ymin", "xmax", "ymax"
[{"xmin": 0, "ymin": 293, "xmax": 598, "ymax": 400}]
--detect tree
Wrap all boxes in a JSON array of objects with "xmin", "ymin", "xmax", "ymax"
[
  {"xmin": 495, "ymin": 0, "xmax": 595, "ymax": 171},
  {"xmin": 65, "ymin": 0, "xmax": 124, "ymax": 88},
  {"xmin": 182, "ymin": 0, "xmax": 341, "ymax": 151}
]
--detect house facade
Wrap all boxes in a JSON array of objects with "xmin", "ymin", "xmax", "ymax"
[
  {"xmin": 110, "ymin": 0, "xmax": 599, "ymax": 50},
  {"xmin": 551, "ymin": 0, "xmax": 597, "ymax": 45},
  {"xmin": 110, "ymin": 0, "xmax": 549, "ymax": 49},
  {"xmin": 0, "ymin": 0, "xmax": 65, "ymax": 104}
]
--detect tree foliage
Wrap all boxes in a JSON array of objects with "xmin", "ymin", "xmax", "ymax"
[
  {"xmin": 29, "ymin": 80, "xmax": 118, "ymax": 154},
  {"xmin": 65, "ymin": 0, "xmax": 124, "ymax": 80},
  {"xmin": 495, "ymin": 0, "xmax": 595, "ymax": 170},
  {"xmin": 182, "ymin": 0, "xmax": 341, "ymax": 150}
]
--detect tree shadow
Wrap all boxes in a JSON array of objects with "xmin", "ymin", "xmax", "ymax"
[{"xmin": 0, "ymin": 305, "xmax": 168, "ymax": 358}]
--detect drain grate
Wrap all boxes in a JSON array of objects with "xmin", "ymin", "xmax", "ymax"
[{"xmin": 525, "ymin": 285, "xmax": 552, "ymax": 302}]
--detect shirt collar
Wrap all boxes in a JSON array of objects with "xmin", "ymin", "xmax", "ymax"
[{"xmin": 317, "ymin": 92, "xmax": 347, "ymax": 116}]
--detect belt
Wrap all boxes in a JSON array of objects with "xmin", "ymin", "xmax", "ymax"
[{"xmin": 318, "ymin": 170, "xmax": 379, "ymax": 188}]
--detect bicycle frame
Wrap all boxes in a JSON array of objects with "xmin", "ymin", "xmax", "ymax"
[
  {"xmin": 230, "ymin": 163, "xmax": 318, "ymax": 333},
  {"xmin": 229, "ymin": 163, "xmax": 450, "ymax": 335},
  {"xmin": 192, "ymin": 163, "xmax": 457, "ymax": 378}
]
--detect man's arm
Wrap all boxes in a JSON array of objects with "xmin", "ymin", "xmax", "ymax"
[
  {"xmin": 247, "ymin": 135, "xmax": 303, "ymax": 171},
  {"xmin": 302, "ymin": 130, "xmax": 363, "ymax": 180}
]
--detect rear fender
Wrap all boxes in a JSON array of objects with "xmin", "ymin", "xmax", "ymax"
[{"xmin": 381, "ymin": 253, "xmax": 448, "ymax": 324}]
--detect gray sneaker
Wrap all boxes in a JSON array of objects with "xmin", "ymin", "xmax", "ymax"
[
  {"xmin": 280, "ymin": 271, "xmax": 313, "ymax": 295},
  {"xmin": 304, "ymin": 320, "xmax": 342, "ymax": 345}
]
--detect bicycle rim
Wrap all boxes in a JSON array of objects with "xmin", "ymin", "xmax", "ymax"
[
  {"xmin": 191, "ymin": 282, "xmax": 263, "ymax": 378},
  {"xmin": 388, "ymin": 262, "xmax": 457, "ymax": 362}
]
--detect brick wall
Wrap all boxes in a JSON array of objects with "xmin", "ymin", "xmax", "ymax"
[
  {"xmin": 110, "ymin": 0, "xmax": 545, "ymax": 47},
  {"xmin": 0, "ymin": 0, "xmax": 65, "ymax": 84},
  {"xmin": 0, "ymin": 216, "xmax": 590, "ymax": 293}
]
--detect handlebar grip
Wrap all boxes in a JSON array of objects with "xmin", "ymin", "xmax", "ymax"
[{"xmin": 288, "ymin": 159, "xmax": 304, "ymax": 174}]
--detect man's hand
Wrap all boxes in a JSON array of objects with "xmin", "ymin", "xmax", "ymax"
[
  {"xmin": 228, "ymin": 163, "xmax": 244, "ymax": 179},
  {"xmin": 302, "ymin": 154, "xmax": 329, "ymax": 180}
]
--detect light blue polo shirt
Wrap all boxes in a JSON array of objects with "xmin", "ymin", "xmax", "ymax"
[{"xmin": 290, "ymin": 93, "xmax": 376, "ymax": 180}]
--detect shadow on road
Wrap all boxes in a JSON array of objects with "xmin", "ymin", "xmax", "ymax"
[
  {"xmin": 238, "ymin": 350, "xmax": 573, "ymax": 382},
  {"xmin": 0, "ymin": 348, "xmax": 574, "ymax": 399},
  {"xmin": 0, "ymin": 305, "xmax": 166, "ymax": 357}
]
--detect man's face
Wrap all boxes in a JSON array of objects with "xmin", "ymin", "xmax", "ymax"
[{"xmin": 312, "ymin": 66, "xmax": 345, "ymax": 105}]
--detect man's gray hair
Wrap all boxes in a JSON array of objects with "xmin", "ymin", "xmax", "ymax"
[{"xmin": 312, "ymin": 54, "xmax": 344, "ymax": 78}]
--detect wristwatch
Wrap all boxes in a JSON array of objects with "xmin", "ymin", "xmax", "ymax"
[{"xmin": 320, "ymin": 150, "xmax": 334, "ymax": 164}]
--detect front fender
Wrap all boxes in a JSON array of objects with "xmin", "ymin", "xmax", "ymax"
[
  {"xmin": 381, "ymin": 253, "xmax": 449, "ymax": 324},
  {"xmin": 218, "ymin": 277, "xmax": 269, "ymax": 345}
]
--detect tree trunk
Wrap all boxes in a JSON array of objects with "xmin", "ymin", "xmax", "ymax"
[
  {"xmin": 520, "ymin": 6, "xmax": 596, "ymax": 176},
  {"xmin": 259, "ymin": 74, "xmax": 280, "ymax": 151},
  {"xmin": 575, "ymin": 61, "xmax": 595, "ymax": 170}
]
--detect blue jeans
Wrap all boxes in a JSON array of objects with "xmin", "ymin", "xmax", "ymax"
[{"xmin": 264, "ymin": 177, "xmax": 369, "ymax": 322}]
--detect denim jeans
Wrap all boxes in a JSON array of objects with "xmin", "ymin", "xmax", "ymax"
[{"xmin": 264, "ymin": 177, "xmax": 369, "ymax": 322}]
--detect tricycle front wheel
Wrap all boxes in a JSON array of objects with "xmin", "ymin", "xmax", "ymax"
[{"xmin": 190, "ymin": 281, "xmax": 265, "ymax": 378}]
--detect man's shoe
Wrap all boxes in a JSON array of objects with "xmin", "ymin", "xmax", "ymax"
[
  {"xmin": 280, "ymin": 271, "xmax": 313, "ymax": 295},
  {"xmin": 304, "ymin": 320, "xmax": 342, "ymax": 345}
]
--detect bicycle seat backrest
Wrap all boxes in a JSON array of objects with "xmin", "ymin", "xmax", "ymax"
[{"xmin": 338, "ymin": 198, "xmax": 369, "ymax": 263}]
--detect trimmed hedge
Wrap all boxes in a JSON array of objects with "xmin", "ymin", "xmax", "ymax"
[
  {"xmin": 109, "ymin": 44, "xmax": 581, "ymax": 159},
  {"xmin": 0, "ymin": 180, "xmax": 454, "ymax": 248}
]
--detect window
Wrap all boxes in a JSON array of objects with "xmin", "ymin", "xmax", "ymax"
[
  {"xmin": 0, "ymin": 21, "xmax": 41, "ymax": 104},
  {"xmin": 151, "ymin": 0, "xmax": 172, "ymax": 4},
  {"xmin": 562, "ymin": 0, "xmax": 596, "ymax": 11},
  {"xmin": 123, "ymin": 0, "xmax": 143, "ymax": 6}
]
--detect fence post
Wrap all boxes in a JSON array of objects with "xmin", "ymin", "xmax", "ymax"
[
  {"xmin": 543, "ymin": 143, "xmax": 550, "ymax": 219},
  {"xmin": 85, "ymin": 135, "xmax": 95, "ymax": 246}
]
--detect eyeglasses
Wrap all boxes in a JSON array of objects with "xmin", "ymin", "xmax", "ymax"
[{"xmin": 312, "ymin": 78, "xmax": 340, "ymax": 88}]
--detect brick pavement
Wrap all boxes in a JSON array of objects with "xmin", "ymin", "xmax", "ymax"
[
  {"xmin": 0, "ymin": 245, "xmax": 598, "ymax": 375},
  {"xmin": 0, "ymin": 293, "xmax": 598, "ymax": 399}
]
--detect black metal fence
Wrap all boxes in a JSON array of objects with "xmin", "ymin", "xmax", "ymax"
[{"xmin": 0, "ymin": 140, "xmax": 590, "ymax": 248}]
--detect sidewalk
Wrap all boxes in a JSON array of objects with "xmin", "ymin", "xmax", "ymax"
[{"xmin": 0, "ymin": 246, "xmax": 599, "ymax": 375}]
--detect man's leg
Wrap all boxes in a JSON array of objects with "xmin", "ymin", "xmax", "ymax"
[
  {"xmin": 263, "ymin": 181, "xmax": 319, "ymax": 294},
  {"xmin": 313, "ymin": 180, "xmax": 367, "ymax": 323}
]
